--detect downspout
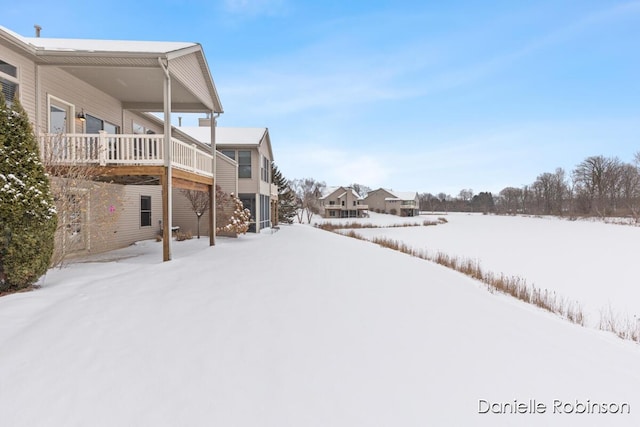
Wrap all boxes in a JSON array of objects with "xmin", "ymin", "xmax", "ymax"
[
  {"xmin": 35, "ymin": 64, "xmax": 40, "ymax": 134},
  {"xmin": 159, "ymin": 57, "xmax": 172, "ymax": 261},
  {"xmin": 210, "ymin": 112, "xmax": 220, "ymax": 246}
]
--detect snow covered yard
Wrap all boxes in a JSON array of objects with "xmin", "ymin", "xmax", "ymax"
[
  {"xmin": 337, "ymin": 212, "xmax": 640, "ymax": 327},
  {"xmin": 1, "ymin": 223, "xmax": 639, "ymax": 426}
]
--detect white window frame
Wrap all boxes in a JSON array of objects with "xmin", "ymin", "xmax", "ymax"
[
  {"xmin": 0, "ymin": 58, "xmax": 19, "ymax": 105},
  {"xmin": 47, "ymin": 94, "xmax": 76, "ymax": 133}
]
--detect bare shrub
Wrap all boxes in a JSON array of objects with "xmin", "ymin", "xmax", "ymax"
[
  {"xmin": 316, "ymin": 220, "xmax": 442, "ymax": 231},
  {"xmin": 175, "ymin": 230, "xmax": 193, "ymax": 241},
  {"xmin": 44, "ymin": 146, "xmax": 123, "ymax": 267},
  {"xmin": 599, "ymin": 304, "xmax": 618, "ymax": 333}
]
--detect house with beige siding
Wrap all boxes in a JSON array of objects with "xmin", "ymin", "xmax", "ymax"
[
  {"xmin": 179, "ymin": 124, "xmax": 277, "ymax": 233},
  {"xmin": 364, "ymin": 188, "xmax": 420, "ymax": 216},
  {"xmin": 0, "ymin": 25, "xmax": 223, "ymax": 261},
  {"xmin": 319, "ymin": 186, "xmax": 368, "ymax": 218}
]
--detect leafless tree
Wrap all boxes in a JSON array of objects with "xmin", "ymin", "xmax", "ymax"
[
  {"xmin": 437, "ymin": 193, "xmax": 450, "ymax": 213},
  {"xmin": 498, "ymin": 187, "xmax": 522, "ymax": 214},
  {"xmin": 618, "ymin": 162, "xmax": 640, "ymax": 221},
  {"xmin": 181, "ymin": 189, "xmax": 209, "ymax": 239},
  {"xmin": 291, "ymin": 178, "xmax": 326, "ymax": 223},
  {"xmin": 458, "ymin": 188, "xmax": 473, "ymax": 212},
  {"xmin": 349, "ymin": 183, "xmax": 371, "ymax": 198},
  {"xmin": 572, "ymin": 156, "xmax": 622, "ymax": 216}
]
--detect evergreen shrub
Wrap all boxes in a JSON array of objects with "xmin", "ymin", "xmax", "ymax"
[{"xmin": 0, "ymin": 95, "xmax": 57, "ymax": 292}]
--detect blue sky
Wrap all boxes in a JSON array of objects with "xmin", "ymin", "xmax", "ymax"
[{"xmin": 5, "ymin": 0, "xmax": 640, "ymax": 195}]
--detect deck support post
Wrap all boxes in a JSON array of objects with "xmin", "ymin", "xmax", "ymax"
[
  {"xmin": 161, "ymin": 171, "xmax": 170, "ymax": 261},
  {"xmin": 160, "ymin": 57, "xmax": 172, "ymax": 261},
  {"xmin": 209, "ymin": 112, "xmax": 218, "ymax": 247}
]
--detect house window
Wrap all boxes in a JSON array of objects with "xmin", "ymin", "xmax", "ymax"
[
  {"xmin": 140, "ymin": 195, "xmax": 152, "ymax": 227},
  {"xmin": 238, "ymin": 150, "xmax": 251, "ymax": 178},
  {"xmin": 86, "ymin": 114, "xmax": 119, "ymax": 134},
  {"xmin": 329, "ymin": 201, "xmax": 336, "ymax": 205},
  {"xmin": 49, "ymin": 104, "xmax": 68, "ymax": 134},
  {"xmin": 260, "ymin": 194, "xmax": 270, "ymax": 229},
  {"xmin": 261, "ymin": 156, "xmax": 270, "ymax": 182},
  {"xmin": 0, "ymin": 59, "xmax": 18, "ymax": 105},
  {"xmin": 329, "ymin": 211, "xmax": 336, "ymax": 217},
  {"xmin": 132, "ymin": 122, "xmax": 157, "ymax": 159},
  {"xmin": 133, "ymin": 122, "xmax": 150, "ymax": 134},
  {"xmin": 239, "ymin": 194, "xmax": 255, "ymax": 232},
  {"xmin": 86, "ymin": 114, "xmax": 119, "ymax": 159},
  {"xmin": 220, "ymin": 149, "xmax": 235, "ymax": 160},
  {"xmin": 47, "ymin": 95, "xmax": 76, "ymax": 134}
]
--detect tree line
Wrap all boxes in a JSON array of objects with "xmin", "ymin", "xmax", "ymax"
[{"xmin": 419, "ymin": 153, "xmax": 640, "ymax": 219}]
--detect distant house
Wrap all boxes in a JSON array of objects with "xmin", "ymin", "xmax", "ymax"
[
  {"xmin": 365, "ymin": 189, "xmax": 420, "ymax": 216},
  {"xmin": 319, "ymin": 186, "xmax": 368, "ymax": 218},
  {"xmin": 0, "ymin": 25, "xmax": 223, "ymax": 261},
  {"xmin": 179, "ymin": 124, "xmax": 277, "ymax": 232}
]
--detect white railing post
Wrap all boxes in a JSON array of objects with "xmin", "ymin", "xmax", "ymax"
[
  {"xmin": 192, "ymin": 143, "xmax": 197, "ymax": 172},
  {"xmin": 98, "ymin": 130, "xmax": 107, "ymax": 166}
]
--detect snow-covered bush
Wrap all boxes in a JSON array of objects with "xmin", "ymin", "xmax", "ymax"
[{"xmin": 216, "ymin": 186, "xmax": 251, "ymax": 236}]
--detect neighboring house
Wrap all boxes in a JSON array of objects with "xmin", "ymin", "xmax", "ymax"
[
  {"xmin": 365, "ymin": 188, "xmax": 420, "ymax": 216},
  {"xmin": 319, "ymin": 186, "xmax": 368, "ymax": 218},
  {"xmin": 179, "ymin": 123, "xmax": 278, "ymax": 233},
  {"xmin": 0, "ymin": 25, "xmax": 223, "ymax": 261}
]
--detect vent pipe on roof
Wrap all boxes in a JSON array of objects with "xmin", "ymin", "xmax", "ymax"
[
  {"xmin": 178, "ymin": 116, "xmax": 182, "ymax": 127},
  {"xmin": 34, "ymin": 25, "xmax": 42, "ymax": 37}
]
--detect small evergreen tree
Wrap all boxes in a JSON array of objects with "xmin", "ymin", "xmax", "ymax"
[
  {"xmin": 0, "ymin": 95, "xmax": 57, "ymax": 292},
  {"xmin": 271, "ymin": 163, "xmax": 296, "ymax": 224}
]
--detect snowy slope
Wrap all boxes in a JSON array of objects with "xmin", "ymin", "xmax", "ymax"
[
  {"xmin": 345, "ymin": 212, "xmax": 640, "ymax": 324},
  {"xmin": 0, "ymin": 224, "xmax": 639, "ymax": 426}
]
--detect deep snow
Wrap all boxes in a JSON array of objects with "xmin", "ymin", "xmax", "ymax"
[
  {"xmin": 0, "ymin": 220, "xmax": 639, "ymax": 426},
  {"xmin": 324, "ymin": 212, "xmax": 640, "ymax": 325}
]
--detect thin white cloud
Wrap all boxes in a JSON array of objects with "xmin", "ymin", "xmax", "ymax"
[
  {"xmin": 277, "ymin": 146, "xmax": 390, "ymax": 188},
  {"xmin": 220, "ymin": 0, "xmax": 640, "ymax": 120}
]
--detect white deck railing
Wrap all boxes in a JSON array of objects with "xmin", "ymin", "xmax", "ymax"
[{"xmin": 39, "ymin": 131, "xmax": 213, "ymax": 178}]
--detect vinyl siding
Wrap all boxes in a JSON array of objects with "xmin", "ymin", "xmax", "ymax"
[
  {"xmin": 38, "ymin": 66, "xmax": 122, "ymax": 133},
  {"xmin": 52, "ymin": 180, "xmax": 162, "ymax": 259},
  {"xmin": 172, "ymin": 152, "xmax": 238, "ymax": 237},
  {"xmin": 364, "ymin": 189, "xmax": 394, "ymax": 213},
  {"xmin": 217, "ymin": 152, "xmax": 238, "ymax": 195},
  {"xmin": 0, "ymin": 43, "xmax": 37, "ymax": 120},
  {"xmin": 237, "ymin": 148, "xmax": 260, "ymax": 194},
  {"xmin": 172, "ymin": 190, "xmax": 209, "ymax": 237},
  {"xmin": 123, "ymin": 111, "xmax": 165, "ymax": 134},
  {"xmin": 170, "ymin": 53, "xmax": 211, "ymax": 108},
  {"xmin": 114, "ymin": 185, "xmax": 163, "ymax": 244}
]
